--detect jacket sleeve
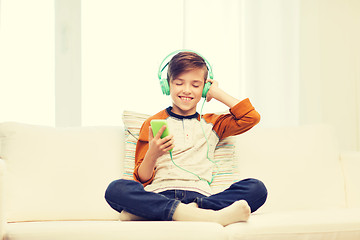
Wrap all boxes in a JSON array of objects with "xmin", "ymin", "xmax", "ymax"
[
  {"xmin": 133, "ymin": 119, "xmax": 155, "ymax": 186},
  {"xmin": 205, "ymin": 98, "xmax": 260, "ymax": 140}
]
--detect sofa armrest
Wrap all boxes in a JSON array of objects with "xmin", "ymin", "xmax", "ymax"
[
  {"xmin": 340, "ymin": 152, "xmax": 360, "ymax": 208},
  {"xmin": 0, "ymin": 159, "xmax": 6, "ymax": 240}
]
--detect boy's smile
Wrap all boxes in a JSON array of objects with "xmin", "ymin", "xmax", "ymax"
[
  {"xmin": 179, "ymin": 96, "xmax": 193, "ymax": 101},
  {"xmin": 169, "ymin": 68, "xmax": 206, "ymax": 116}
]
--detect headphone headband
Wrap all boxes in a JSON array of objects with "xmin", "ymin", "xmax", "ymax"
[
  {"xmin": 157, "ymin": 49, "xmax": 213, "ymax": 80},
  {"xmin": 158, "ymin": 49, "xmax": 213, "ymax": 97}
]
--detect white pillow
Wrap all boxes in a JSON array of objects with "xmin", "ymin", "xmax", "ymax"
[
  {"xmin": 235, "ymin": 125, "xmax": 346, "ymax": 213},
  {"xmin": 0, "ymin": 122, "xmax": 123, "ymax": 222}
]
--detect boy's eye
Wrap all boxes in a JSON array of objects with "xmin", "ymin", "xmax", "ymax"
[{"xmin": 173, "ymin": 80, "xmax": 183, "ymax": 85}]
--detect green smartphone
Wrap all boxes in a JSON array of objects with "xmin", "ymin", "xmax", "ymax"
[
  {"xmin": 150, "ymin": 119, "xmax": 170, "ymax": 139},
  {"xmin": 150, "ymin": 119, "xmax": 172, "ymax": 153}
]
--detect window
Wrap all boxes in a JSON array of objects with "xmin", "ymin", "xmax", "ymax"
[
  {"xmin": 81, "ymin": 0, "xmax": 245, "ymax": 126},
  {"xmin": 81, "ymin": 0, "xmax": 184, "ymax": 126},
  {"xmin": 0, "ymin": 0, "xmax": 300, "ymax": 128},
  {"xmin": 0, "ymin": 0, "xmax": 55, "ymax": 126}
]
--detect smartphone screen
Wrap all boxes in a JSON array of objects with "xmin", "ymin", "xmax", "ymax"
[{"xmin": 150, "ymin": 120, "xmax": 170, "ymax": 139}]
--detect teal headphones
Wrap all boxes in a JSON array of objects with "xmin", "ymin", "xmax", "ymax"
[{"xmin": 157, "ymin": 49, "xmax": 213, "ymax": 98}]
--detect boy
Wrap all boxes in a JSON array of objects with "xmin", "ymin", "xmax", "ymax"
[{"xmin": 105, "ymin": 51, "xmax": 267, "ymax": 226}]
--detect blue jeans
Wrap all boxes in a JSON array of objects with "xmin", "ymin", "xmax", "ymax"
[{"xmin": 105, "ymin": 178, "xmax": 267, "ymax": 221}]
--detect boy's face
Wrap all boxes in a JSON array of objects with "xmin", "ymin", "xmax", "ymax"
[{"xmin": 169, "ymin": 68, "xmax": 206, "ymax": 116}]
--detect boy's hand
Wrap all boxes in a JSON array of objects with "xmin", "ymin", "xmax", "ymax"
[
  {"xmin": 205, "ymin": 79, "xmax": 219, "ymax": 102},
  {"xmin": 137, "ymin": 125, "xmax": 174, "ymax": 183},
  {"xmin": 148, "ymin": 125, "xmax": 174, "ymax": 159}
]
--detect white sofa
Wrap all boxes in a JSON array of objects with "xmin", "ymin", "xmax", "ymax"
[{"xmin": 0, "ymin": 120, "xmax": 359, "ymax": 240}]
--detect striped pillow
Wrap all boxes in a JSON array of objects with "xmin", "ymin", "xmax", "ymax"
[
  {"xmin": 122, "ymin": 110, "xmax": 239, "ymax": 193},
  {"xmin": 122, "ymin": 110, "xmax": 149, "ymax": 180}
]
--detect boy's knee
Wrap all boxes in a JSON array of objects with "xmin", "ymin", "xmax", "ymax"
[
  {"xmin": 247, "ymin": 178, "xmax": 267, "ymax": 198},
  {"xmin": 233, "ymin": 178, "xmax": 268, "ymax": 199},
  {"xmin": 105, "ymin": 179, "xmax": 141, "ymax": 202},
  {"xmin": 247, "ymin": 178, "xmax": 268, "ymax": 209},
  {"xmin": 234, "ymin": 178, "xmax": 267, "ymax": 212}
]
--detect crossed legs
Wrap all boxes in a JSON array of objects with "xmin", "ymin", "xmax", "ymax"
[{"xmin": 105, "ymin": 178, "xmax": 267, "ymax": 226}]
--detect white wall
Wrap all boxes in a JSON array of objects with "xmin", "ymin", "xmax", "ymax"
[{"xmin": 300, "ymin": 0, "xmax": 360, "ymax": 151}]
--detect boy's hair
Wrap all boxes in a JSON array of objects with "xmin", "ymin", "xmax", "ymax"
[{"xmin": 167, "ymin": 51, "xmax": 208, "ymax": 84}]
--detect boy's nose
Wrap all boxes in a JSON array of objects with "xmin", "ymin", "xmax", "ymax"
[{"xmin": 183, "ymin": 84, "xmax": 191, "ymax": 94}]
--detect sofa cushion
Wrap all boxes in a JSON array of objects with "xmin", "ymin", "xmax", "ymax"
[
  {"xmin": 0, "ymin": 122, "xmax": 124, "ymax": 222},
  {"xmin": 235, "ymin": 125, "xmax": 346, "ymax": 213},
  {"xmin": 122, "ymin": 110, "xmax": 239, "ymax": 194},
  {"xmin": 340, "ymin": 152, "xmax": 360, "ymax": 208},
  {"xmin": 225, "ymin": 208, "xmax": 360, "ymax": 240},
  {"xmin": 0, "ymin": 159, "xmax": 5, "ymax": 237},
  {"xmin": 6, "ymin": 221, "xmax": 227, "ymax": 240}
]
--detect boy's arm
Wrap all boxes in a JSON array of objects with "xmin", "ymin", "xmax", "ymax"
[
  {"xmin": 206, "ymin": 99, "xmax": 260, "ymax": 140},
  {"xmin": 134, "ymin": 140, "xmax": 155, "ymax": 185},
  {"xmin": 133, "ymin": 123, "xmax": 154, "ymax": 186},
  {"xmin": 208, "ymin": 84, "xmax": 240, "ymax": 108},
  {"xmin": 204, "ymin": 80, "xmax": 260, "ymax": 139}
]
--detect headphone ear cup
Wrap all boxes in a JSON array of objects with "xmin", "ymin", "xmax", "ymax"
[
  {"xmin": 160, "ymin": 79, "xmax": 170, "ymax": 95},
  {"xmin": 202, "ymin": 82, "xmax": 212, "ymax": 98}
]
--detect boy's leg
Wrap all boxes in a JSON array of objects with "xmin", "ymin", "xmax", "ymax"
[
  {"xmin": 198, "ymin": 178, "xmax": 268, "ymax": 213},
  {"xmin": 104, "ymin": 179, "xmax": 180, "ymax": 221},
  {"xmin": 105, "ymin": 178, "xmax": 266, "ymax": 225}
]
